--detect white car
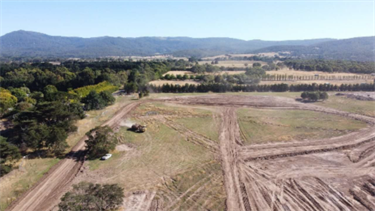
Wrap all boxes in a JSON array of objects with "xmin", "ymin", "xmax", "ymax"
[{"xmin": 101, "ymin": 154, "xmax": 112, "ymax": 160}]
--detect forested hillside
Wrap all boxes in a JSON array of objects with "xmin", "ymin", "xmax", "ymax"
[
  {"xmin": 0, "ymin": 30, "xmax": 332, "ymax": 58},
  {"xmin": 253, "ymin": 37, "xmax": 375, "ymax": 61}
]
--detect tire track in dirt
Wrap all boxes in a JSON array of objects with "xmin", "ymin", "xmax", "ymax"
[
  {"xmin": 7, "ymin": 95, "xmax": 375, "ymax": 211},
  {"xmin": 218, "ymin": 107, "xmax": 246, "ymax": 211}
]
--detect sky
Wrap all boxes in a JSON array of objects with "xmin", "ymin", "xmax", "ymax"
[{"xmin": 0, "ymin": 0, "xmax": 374, "ymax": 41}]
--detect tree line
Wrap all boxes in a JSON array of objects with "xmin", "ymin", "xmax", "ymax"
[
  {"xmin": 150, "ymin": 83, "xmax": 375, "ymax": 93},
  {"xmin": 283, "ymin": 59, "xmax": 375, "ymax": 74}
]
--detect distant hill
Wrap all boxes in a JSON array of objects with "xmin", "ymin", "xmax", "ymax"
[
  {"xmin": 252, "ymin": 37, "xmax": 375, "ymax": 61},
  {"xmin": 0, "ymin": 30, "xmax": 334, "ymax": 59}
]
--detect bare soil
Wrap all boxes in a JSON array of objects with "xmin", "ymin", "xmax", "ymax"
[
  {"xmin": 336, "ymin": 92, "xmax": 375, "ymax": 101},
  {"xmin": 7, "ymin": 95, "xmax": 375, "ymax": 211}
]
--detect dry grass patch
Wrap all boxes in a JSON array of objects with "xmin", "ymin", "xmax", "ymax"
[
  {"xmin": 266, "ymin": 68, "xmax": 371, "ymax": 77},
  {"xmin": 86, "ymin": 122, "xmax": 214, "ymax": 191},
  {"xmin": 149, "ymin": 80, "xmax": 200, "ymax": 86},
  {"xmin": 162, "ymin": 71, "xmax": 193, "ymax": 76},
  {"xmin": 198, "ymin": 60, "xmax": 266, "ymax": 68},
  {"xmin": 314, "ymin": 95, "xmax": 375, "ymax": 117},
  {"xmin": 0, "ymin": 158, "xmax": 59, "ymax": 210},
  {"xmin": 259, "ymin": 80, "xmax": 373, "ymax": 85},
  {"xmin": 237, "ymin": 108, "xmax": 367, "ymax": 145},
  {"xmin": 83, "ymin": 102, "xmax": 223, "ymax": 209}
]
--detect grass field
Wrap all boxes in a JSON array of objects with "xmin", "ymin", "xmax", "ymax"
[
  {"xmin": 3, "ymin": 92, "xmax": 373, "ymax": 210},
  {"xmin": 0, "ymin": 158, "xmax": 59, "ymax": 210},
  {"xmin": 225, "ymin": 92, "xmax": 375, "ymax": 117},
  {"xmin": 198, "ymin": 60, "xmax": 266, "ymax": 68},
  {"xmin": 202, "ymin": 53, "xmax": 279, "ymax": 60},
  {"xmin": 84, "ymin": 101, "xmax": 225, "ymax": 210},
  {"xmin": 314, "ymin": 95, "xmax": 375, "ymax": 117},
  {"xmin": 149, "ymin": 80, "xmax": 201, "ymax": 86},
  {"xmin": 259, "ymin": 80, "xmax": 374, "ymax": 85},
  {"xmin": 237, "ymin": 108, "xmax": 368, "ymax": 145},
  {"xmin": 163, "ymin": 70, "xmax": 246, "ymax": 76},
  {"xmin": 266, "ymin": 68, "xmax": 372, "ymax": 77}
]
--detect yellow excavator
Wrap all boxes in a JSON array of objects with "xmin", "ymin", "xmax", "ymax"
[{"xmin": 131, "ymin": 124, "xmax": 146, "ymax": 133}]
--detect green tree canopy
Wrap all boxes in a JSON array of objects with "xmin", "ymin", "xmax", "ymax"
[
  {"xmin": 0, "ymin": 136, "xmax": 21, "ymax": 176},
  {"xmin": 85, "ymin": 126, "xmax": 117, "ymax": 159},
  {"xmin": 58, "ymin": 182, "xmax": 124, "ymax": 211}
]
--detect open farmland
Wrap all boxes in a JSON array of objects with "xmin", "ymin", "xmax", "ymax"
[
  {"xmin": 198, "ymin": 60, "xmax": 267, "ymax": 68},
  {"xmin": 259, "ymin": 80, "xmax": 374, "ymax": 85},
  {"xmin": 149, "ymin": 80, "xmax": 201, "ymax": 86},
  {"xmin": 163, "ymin": 70, "xmax": 246, "ymax": 76},
  {"xmin": 6, "ymin": 93, "xmax": 375, "ymax": 211},
  {"xmin": 266, "ymin": 68, "xmax": 374, "ymax": 77},
  {"xmin": 202, "ymin": 53, "xmax": 281, "ymax": 60},
  {"xmin": 158, "ymin": 67, "xmax": 373, "ymax": 87}
]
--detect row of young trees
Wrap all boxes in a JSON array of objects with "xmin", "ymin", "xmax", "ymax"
[{"xmin": 150, "ymin": 83, "xmax": 375, "ymax": 93}]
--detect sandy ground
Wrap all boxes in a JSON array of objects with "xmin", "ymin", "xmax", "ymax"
[
  {"xmin": 149, "ymin": 80, "xmax": 201, "ymax": 86},
  {"xmin": 6, "ymin": 94, "xmax": 375, "ymax": 211},
  {"xmin": 336, "ymin": 92, "xmax": 375, "ymax": 101},
  {"xmin": 163, "ymin": 70, "xmax": 246, "ymax": 76},
  {"xmin": 162, "ymin": 71, "xmax": 194, "ymax": 76},
  {"xmin": 198, "ymin": 60, "xmax": 267, "ymax": 68}
]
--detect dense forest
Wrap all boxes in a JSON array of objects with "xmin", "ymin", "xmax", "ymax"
[{"xmin": 0, "ymin": 60, "xmax": 184, "ymax": 176}]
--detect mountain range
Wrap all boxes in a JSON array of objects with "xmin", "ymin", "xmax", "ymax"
[{"xmin": 0, "ymin": 30, "xmax": 373, "ymax": 61}]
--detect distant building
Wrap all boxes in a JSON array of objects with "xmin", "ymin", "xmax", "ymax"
[{"xmin": 49, "ymin": 61, "xmax": 61, "ymax": 65}]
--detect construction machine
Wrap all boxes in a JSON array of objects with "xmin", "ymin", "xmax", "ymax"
[{"xmin": 131, "ymin": 124, "xmax": 146, "ymax": 133}]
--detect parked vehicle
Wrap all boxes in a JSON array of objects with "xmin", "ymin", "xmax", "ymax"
[{"xmin": 101, "ymin": 154, "xmax": 112, "ymax": 160}]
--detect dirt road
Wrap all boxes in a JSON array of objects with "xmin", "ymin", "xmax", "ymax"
[
  {"xmin": 7, "ymin": 95, "xmax": 375, "ymax": 211},
  {"xmin": 6, "ymin": 102, "xmax": 143, "ymax": 211}
]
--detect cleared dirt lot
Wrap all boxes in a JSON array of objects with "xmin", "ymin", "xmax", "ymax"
[
  {"xmin": 163, "ymin": 70, "xmax": 246, "ymax": 76},
  {"xmin": 149, "ymin": 80, "xmax": 201, "ymax": 86},
  {"xmin": 6, "ymin": 94, "xmax": 375, "ymax": 211}
]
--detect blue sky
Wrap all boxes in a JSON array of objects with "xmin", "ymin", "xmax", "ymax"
[{"xmin": 0, "ymin": 0, "xmax": 373, "ymax": 40}]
